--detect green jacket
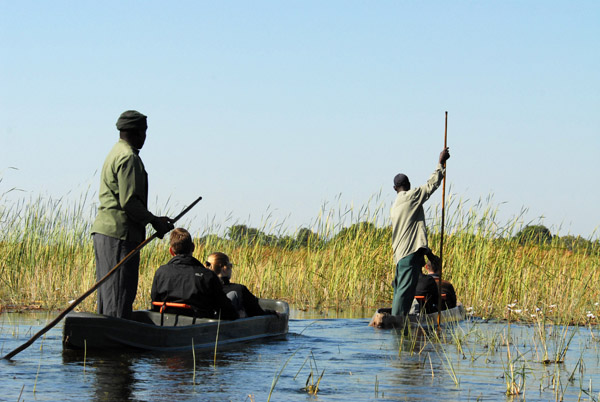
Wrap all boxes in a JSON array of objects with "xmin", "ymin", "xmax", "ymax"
[{"xmin": 91, "ymin": 139, "xmax": 155, "ymax": 243}]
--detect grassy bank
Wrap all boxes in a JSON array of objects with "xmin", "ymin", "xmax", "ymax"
[{"xmin": 0, "ymin": 194, "xmax": 598, "ymax": 324}]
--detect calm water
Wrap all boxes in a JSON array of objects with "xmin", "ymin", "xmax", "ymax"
[{"xmin": 2, "ymin": 309, "xmax": 600, "ymax": 401}]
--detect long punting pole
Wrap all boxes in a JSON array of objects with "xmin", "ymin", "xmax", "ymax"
[
  {"xmin": 3, "ymin": 196, "xmax": 203, "ymax": 360},
  {"xmin": 437, "ymin": 112, "xmax": 448, "ymax": 328}
]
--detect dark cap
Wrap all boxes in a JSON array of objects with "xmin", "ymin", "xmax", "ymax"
[
  {"xmin": 116, "ymin": 110, "xmax": 147, "ymax": 131},
  {"xmin": 393, "ymin": 173, "xmax": 409, "ymax": 187}
]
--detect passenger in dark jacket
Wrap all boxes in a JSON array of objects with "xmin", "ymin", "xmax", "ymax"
[
  {"xmin": 206, "ymin": 252, "xmax": 272, "ymax": 318},
  {"xmin": 150, "ymin": 229, "xmax": 238, "ymax": 320},
  {"xmin": 414, "ymin": 272, "xmax": 440, "ymax": 314},
  {"xmin": 425, "ymin": 261, "xmax": 457, "ymax": 310}
]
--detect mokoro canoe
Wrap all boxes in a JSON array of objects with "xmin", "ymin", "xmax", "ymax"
[
  {"xmin": 368, "ymin": 304, "xmax": 465, "ymax": 329},
  {"xmin": 63, "ymin": 299, "xmax": 289, "ymax": 352}
]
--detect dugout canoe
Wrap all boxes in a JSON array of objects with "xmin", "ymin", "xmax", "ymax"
[
  {"xmin": 62, "ymin": 299, "xmax": 289, "ymax": 352},
  {"xmin": 368, "ymin": 304, "xmax": 465, "ymax": 329}
]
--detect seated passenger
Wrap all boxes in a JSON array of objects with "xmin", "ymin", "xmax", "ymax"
[
  {"xmin": 414, "ymin": 270, "xmax": 440, "ymax": 314},
  {"xmin": 150, "ymin": 228, "xmax": 238, "ymax": 319},
  {"xmin": 424, "ymin": 260, "xmax": 457, "ymax": 309},
  {"xmin": 206, "ymin": 252, "xmax": 272, "ymax": 318}
]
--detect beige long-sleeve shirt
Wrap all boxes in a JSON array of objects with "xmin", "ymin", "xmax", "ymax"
[{"xmin": 391, "ymin": 164, "xmax": 445, "ymax": 264}]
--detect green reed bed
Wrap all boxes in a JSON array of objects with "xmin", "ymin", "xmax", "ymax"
[{"xmin": 0, "ymin": 193, "xmax": 598, "ymax": 323}]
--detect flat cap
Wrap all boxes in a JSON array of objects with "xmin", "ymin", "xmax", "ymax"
[
  {"xmin": 393, "ymin": 173, "xmax": 409, "ymax": 187},
  {"xmin": 116, "ymin": 110, "xmax": 147, "ymax": 131}
]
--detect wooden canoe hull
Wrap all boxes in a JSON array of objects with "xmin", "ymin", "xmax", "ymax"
[
  {"xmin": 62, "ymin": 299, "xmax": 289, "ymax": 352},
  {"xmin": 368, "ymin": 304, "xmax": 465, "ymax": 329}
]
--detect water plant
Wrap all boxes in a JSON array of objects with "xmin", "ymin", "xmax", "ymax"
[
  {"xmin": 1, "ymin": 190, "xmax": 598, "ymax": 324},
  {"xmin": 501, "ymin": 329, "xmax": 527, "ymax": 396},
  {"xmin": 532, "ymin": 311, "xmax": 578, "ymax": 365},
  {"xmin": 419, "ymin": 321, "xmax": 462, "ymax": 387},
  {"xmin": 191, "ymin": 338, "xmax": 196, "ymax": 385},
  {"xmin": 17, "ymin": 385, "xmax": 25, "ymax": 402},
  {"xmin": 303, "ymin": 364, "xmax": 325, "ymax": 395},
  {"xmin": 267, "ymin": 347, "xmax": 299, "ymax": 402},
  {"xmin": 33, "ymin": 339, "xmax": 43, "ymax": 394}
]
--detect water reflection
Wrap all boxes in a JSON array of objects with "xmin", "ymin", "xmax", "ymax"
[
  {"xmin": 60, "ymin": 338, "xmax": 286, "ymax": 402},
  {"xmin": 289, "ymin": 305, "xmax": 373, "ymax": 319},
  {"xmin": 63, "ymin": 351, "xmax": 136, "ymax": 401}
]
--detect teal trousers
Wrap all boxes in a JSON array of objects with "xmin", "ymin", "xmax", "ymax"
[{"xmin": 391, "ymin": 250, "xmax": 425, "ymax": 316}]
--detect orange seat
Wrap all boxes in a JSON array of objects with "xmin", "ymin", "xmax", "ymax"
[
  {"xmin": 414, "ymin": 294, "xmax": 447, "ymax": 304},
  {"xmin": 152, "ymin": 301, "xmax": 193, "ymax": 313},
  {"xmin": 415, "ymin": 295, "xmax": 447, "ymax": 300}
]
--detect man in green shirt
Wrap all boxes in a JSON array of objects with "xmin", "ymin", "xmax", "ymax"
[
  {"xmin": 390, "ymin": 147, "xmax": 449, "ymax": 316},
  {"xmin": 91, "ymin": 110, "xmax": 173, "ymax": 318}
]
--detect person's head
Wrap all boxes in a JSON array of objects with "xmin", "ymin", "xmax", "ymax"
[
  {"xmin": 425, "ymin": 260, "xmax": 440, "ymax": 274},
  {"xmin": 169, "ymin": 228, "xmax": 195, "ymax": 256},
  {"xmin": 206, "ymin": 252, "xmax": 233, "ymax": 279},
  {"xmin": 116, "ymin": 110, "xmax": 148, "ymax": 150},
  {"xmin": 393, "ymin": 173, "xmax": 411, "ymax": 192}
]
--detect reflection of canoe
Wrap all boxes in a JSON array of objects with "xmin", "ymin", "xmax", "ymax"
[
  {"xmin": 63, "ymin": 299, "xmax": 289, "ymax": 352},
  {"xmin": 368, "ymin": 304, "xmax": 465, "ymax": 329}
]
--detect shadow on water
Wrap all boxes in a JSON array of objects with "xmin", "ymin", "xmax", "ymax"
[{"xmin": 3, "ymin": 309, "xmax": 600, "ymax": 401}]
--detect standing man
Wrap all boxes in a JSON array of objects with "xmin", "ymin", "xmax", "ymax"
[
  {"xmin": 91, "ymin": 110, "xmax": 174, "ymax": 319},
  {"xmin": 390, "ymin": 147, "xmax": 450, "ymax": 316}
]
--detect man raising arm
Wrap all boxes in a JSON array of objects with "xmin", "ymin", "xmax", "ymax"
[{"xmin": 390, "ymin": 147, "xmax": 450, "ymax": 316}]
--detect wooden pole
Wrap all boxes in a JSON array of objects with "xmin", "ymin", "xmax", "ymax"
[
  {"xmin": 3, "ymin": 196, "xmax": 203, "ymax": 360},
  {"xmin": 437, "ymin": 112, "xmax": 448, "ymax": 328}
]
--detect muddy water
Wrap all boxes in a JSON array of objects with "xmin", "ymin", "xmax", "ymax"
[{"xmin": 2, "ymin": 310, "xmax": 600, "ymax": 401}]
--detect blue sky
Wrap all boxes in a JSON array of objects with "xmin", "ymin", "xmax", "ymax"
[{"xmin": 1, "ymin": 1, "xmax": 598, "ymax": 239}]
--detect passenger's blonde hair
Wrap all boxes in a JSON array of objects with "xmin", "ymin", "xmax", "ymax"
[{"xmin": 206, "ymin": 252, "xmax": 230, "ymax": 275}]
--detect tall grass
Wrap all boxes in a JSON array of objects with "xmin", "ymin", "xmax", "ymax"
[{"xmin": 0, "ymin": 192, "xmax": 598, "ymax": 323}]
